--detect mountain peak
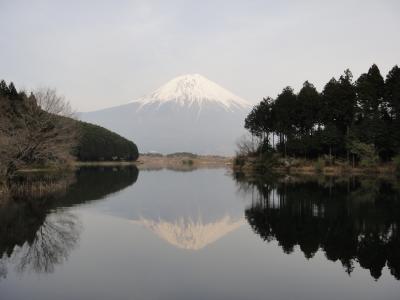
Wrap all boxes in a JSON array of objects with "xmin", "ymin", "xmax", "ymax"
[
  {"xmin": 132, "ymin": 74, "xmax": 251, "ymax": 111},
  {"xmin": 132, "ymin": 216, "xmax": 244, "ymax": 250}
]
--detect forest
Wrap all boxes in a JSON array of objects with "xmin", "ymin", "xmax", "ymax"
[
  {"xmin": 0, "ymin": 80, "xmax": 139, "ymax": 179},
  {"xmin": 243, "ymin": 64, "xmax": 400, "ymax": 166},
  {"xmin": 76, "ymin": 121, "xmax": 139, "ymax": 162}
]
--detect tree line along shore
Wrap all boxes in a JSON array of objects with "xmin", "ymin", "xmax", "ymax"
[
  {"xmin": 235, "ymin": 64, "xmax": 400, "ymax": 175},
  {"xmin": 2, "ymin": 63, "xmax": 400, "ymax": 185},
  {"xmin": 0, "ymin": 80, "xmax": 138, "ymax": 184}
]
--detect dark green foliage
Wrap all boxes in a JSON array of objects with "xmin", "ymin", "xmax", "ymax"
[
  {"xmin": 7, "ymin": 82, "xmax": 18, "ymax": 99},
  {"xmin": 75, "ymin": 122, "xmax": 139, "ymax": 161},
  {"xmin": 244, "ymin": 64, "xmax": 400, "ymax": 164},
  {"xmin": 322, "ymin": 70, "xmax": 356, "ymax": 135},
  {"xmin": 274, "ymin": 87, "xmax": 297, "ymax": 138},
  {"xmin": 356, "ymin": 64, "xmax": 385, "ymax": 117},
  {"xmin": 296, "ymin": 81, "xmax": 322, "ymax": 134},
  {"xmin": 386, "ymin": 66, "xmax": 400, "ymax": 120},
  {"xmin": 0, "ymin": 80, "xmax": 9, "ymax": 97}
]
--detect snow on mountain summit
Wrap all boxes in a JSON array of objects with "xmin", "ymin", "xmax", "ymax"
[
  {"xmin": 132, "ymin": 74, "xmax": 251, "ymax": 111},
  {"xmin": 82, "ymin": 74, "xmax": 251, "ymax": 154}
]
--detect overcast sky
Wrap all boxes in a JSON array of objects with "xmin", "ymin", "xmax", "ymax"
[{"xmin": 1, "ymin": 0, "xmax": 399, "ymax": 111}]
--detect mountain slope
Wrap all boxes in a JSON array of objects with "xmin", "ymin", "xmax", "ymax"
[
  {"xmin": 132, "ymin": 216, "xmax": 244, "ymax": 250},
  {"xmin": 132, "ymin": 74, "xmax": 249, "ymax": 111},
  {"xmin": 81, "ymin": 74, "xmax": 251, "ymax": 155}
]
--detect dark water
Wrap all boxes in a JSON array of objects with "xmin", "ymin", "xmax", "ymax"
[{"xmin": 1, "ymin": 167, "xmax": 400, "ymax": 300}]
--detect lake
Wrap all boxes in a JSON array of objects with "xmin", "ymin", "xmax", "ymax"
[{"xmin": 1, "ymin": 167, "xmax": 399, "ymax": 300}]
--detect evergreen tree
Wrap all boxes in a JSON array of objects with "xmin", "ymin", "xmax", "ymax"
[
  {"xmin": 385, "ymin": 65, "xmax": 400, "ymax": 120},
  {"xmin": 355, "ymin": 64, "xmax": 387, "ymax": 157},
  {"xmin": 296, "ymin": 81, "xmax": 322, "ymax": 134},
  {"xmin": 322, "ymin": 70, "xmax": 356, "ymax": 135},
  {"xmin": 242, "ymin": 64, "xmax": 399, "ymax": 163},
  {"xmin": 356, "ymin": 64, "xmax": 385, "ymax": 118},
  {"xmin": 0, "ymin": 80, "xmax": 9, "ymax": 97},
  {"xmin": 8, "ymin": 82, "xmax": 18, "ymax": 99},
  {"xmin": 384, "ymin": 65, "xmax": 400, "ymax": 154},
  {"xmin": 274, "ymin": 87, "xmax": 297, "ymax": 141}
]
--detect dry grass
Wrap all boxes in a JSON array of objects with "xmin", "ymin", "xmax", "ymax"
[
  {"xmin": 74, "ymin": 155, "xmax": 232, "ymax": 170},
  {"xmin": 135, "ymin": 154, "xmax": 232, "ymax": 170},
  {"xmin": 235, "ymin": 155, "xmax": 397, "ymax": 177}
]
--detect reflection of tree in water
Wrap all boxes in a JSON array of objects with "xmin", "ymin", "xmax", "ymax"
[
  {"xmin": 0, "ymin": 209, "xmax": 81, "ymax": 279},
  {"xmin": 0, "ymin": 166, "xmax": 139, "ymax": 279},
  {"xmin": 0, "ymin": 188, "xmax": 82, "ymax": 279},
  {"xmin": 13, "ymin": 211, "xmax": 81, "ymax": 274},
  {"xmin": 235, "ymin": 174, "xmax": 400, "ymax": 280},
  {"xmin": 0, "ymin": 258, "xmax": 6, "ymax": 279}
]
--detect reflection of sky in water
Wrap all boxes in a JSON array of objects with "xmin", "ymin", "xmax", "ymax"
[
  {"xmin": 88, "ymin": 169, "xmax": 246, "ymax": 223},
  {"xmin": 83, "ymin": 169, "xmax": 246, "ymax": 250}
]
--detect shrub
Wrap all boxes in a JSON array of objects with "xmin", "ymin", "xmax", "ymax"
[
  {"xmin": 393, "ymin": 155, "xmax": 400, "ymax": 174},
  {"xmin": 254, "ymin": 152, "xmax": 278, "ymax": 172},
  {"xmin": 234, "ymin": 155, "xmax": 246, "ymax": 167},
  {"xmin": 314, "ymin": 158, "xmax": 325, "ymax": 173},
  {"xmin": 347, "ymin": 140, "xmax": 379, "ymax": 168},
  {"xmin": 182, "ymin": 159, "xmax": 194, "ymax": 166}
]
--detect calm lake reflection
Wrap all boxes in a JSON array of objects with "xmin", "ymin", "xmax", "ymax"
[{"xmin": 1, "ymin": 167, "xmax": 399, "ymax": 300}]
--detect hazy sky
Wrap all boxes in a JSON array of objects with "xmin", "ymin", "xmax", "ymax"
[{"xmin": 1, "ymin": 0, "xmax": 399, "ymax": 111}]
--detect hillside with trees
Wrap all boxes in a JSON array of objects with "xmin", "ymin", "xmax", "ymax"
[
  {"xmin": 0, "ymin": 80, "xmax": 139, "ymax": 180},
  {"xmin": 76, "ymin": 121, "xmax": 138, "ymax": 161},
  {"xmin": 240, "ymin": 64, "xmax": 400, "ymax": 171}
]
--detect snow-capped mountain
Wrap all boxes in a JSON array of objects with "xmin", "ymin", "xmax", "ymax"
[
  {"xmin": 132, "ymin": 216, "xmax": 244, "ymax": 250},
  {"xmin": 81, "ymin": 74, "xmax": 251, "ymax": 154},
  {"xmin": 133, "ymin": 74, "xmax": 249, "ymax": 112}
]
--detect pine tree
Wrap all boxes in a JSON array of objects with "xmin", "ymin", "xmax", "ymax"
[
  {"xmin": 356, "ymin": 64, "xmax": 385, "ymax": 118},
  {"xmin": 384, "ymin": 65, "xmax": 400, "ymax": 155},
  {"xmin": 0, "ymin": 80, "xmax": 9, "ymax": 97},
  {"xmin": 297, "ymin": 81, "xmax": 322, "ymax": 134},
  {"xmin": 385, "ymin": 65, "xmax": 400, "ymax": 120},
  {"xmin": 321, "ymin": 70, "xmax": 356, "ymax": 138},
  {"xmin": 8, "ymin": 82, "xmax": 19, "ymax": 99},
  {"xmin": 355, "ymin": 64, "xmax": 387, "ymax": 157}
]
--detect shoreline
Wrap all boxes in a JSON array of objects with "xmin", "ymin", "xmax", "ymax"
[
  {"xmin": 71, "ymin": 154, "xmax": 232, "ymax": 171},
  {"xmin": 13, "ymin": 155, "xmax": 399, "ymax": 177},
  {"xmin": 233, "ymin": 156, "xmax": 398, "ymax": 177}
]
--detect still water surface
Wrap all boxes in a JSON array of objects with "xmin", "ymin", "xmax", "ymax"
[{"xmin": 1, "ymin": 167, "xmax": 399, "ymax": 300}]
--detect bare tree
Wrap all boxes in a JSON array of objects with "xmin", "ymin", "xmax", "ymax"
[
  {"xmin": 235, "ymin": 134, "xmax": 260, "ymax": 157},
  {"xmin": 0, "ymin": 88, "xmax": 78, "ymax": 178},
  {"xmin": 14, "ymin": 211, "xmax": 81, "ymax": 274},
  {"xmin": 35, "ymin": 88, "xmax": 75, "ymax": 118}
]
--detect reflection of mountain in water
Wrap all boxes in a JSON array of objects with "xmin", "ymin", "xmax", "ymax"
[
  {"xmin": 133, "ymin": 216, "xmax": 244, "ymax": 250},
  {"xmin": 235, "ymin": 174, "xmax": 400, "ymax": 281},
  {"xmin": 98, "ymin": 169, "xmax": 245, "ymax": 250},
  {"xmin": 0, "ymin": 166, "xmax": 139, "ymax": 279}
]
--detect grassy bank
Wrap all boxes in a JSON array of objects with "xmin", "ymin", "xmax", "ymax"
[{"xmin": 233, "ymin": 155, "xmax": 398, "ymax": 176}]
